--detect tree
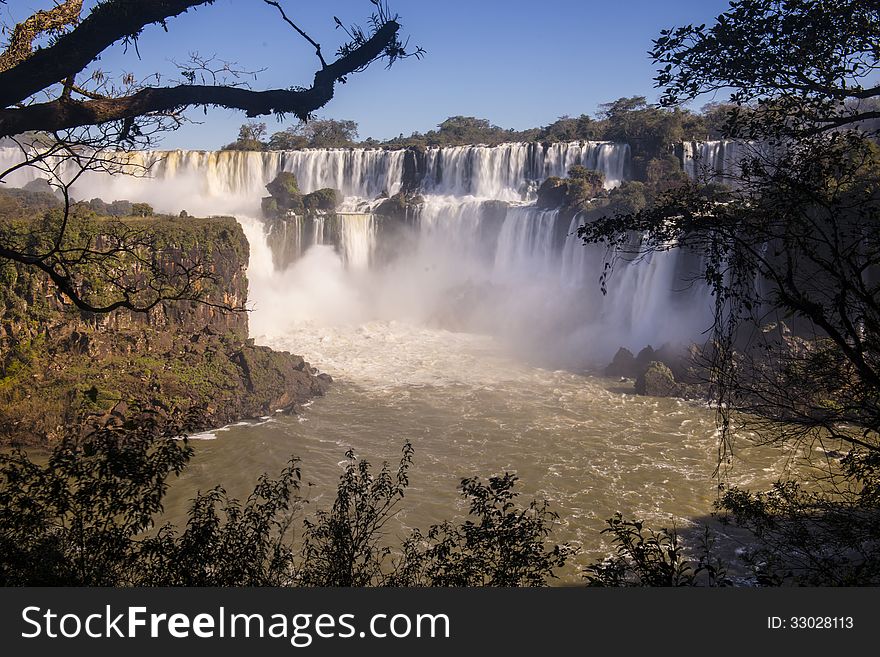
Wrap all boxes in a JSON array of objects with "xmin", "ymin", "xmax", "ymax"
[
  {"xmin": 579, "ymin": 0, "xmax": 880, "ymax": 584},
  {"xmin": 538, "ymin": 114, "xmax": 596, "ymax": 142},
  {"xmin": 299, "ymin": 118, "xmax": 359, "ymax": 148},
  {"xmin": 599, "ymin": 96, "xmax": 695, "ymax": 151},
  {"xmin": 0, "ymin": 0, "xmax": 420, "ymax": 313},
  {"xmin": 268, "ymin": 128, "xmax": 309, "ymax": 151},
  {"xmin": 651, "ymin": 0, "xmax": 879, "ymax": 139},
  {"xmin": 223, "ymin": 121, "xmax": 269, "ymax": 151},
  {"xmin": 131, "ymin": 202, "xmax": 154, "ymax": 217},
  {"xmin": 0, "ymin": 419, "xmax": 192, "ymax": 586},
  {"xmin": 583, "ymin": 514, "xmax": 729, "ymax": 587},
  {"xmin": 297, "ymin": 443, "xmax": 414, "ymax": 586}
]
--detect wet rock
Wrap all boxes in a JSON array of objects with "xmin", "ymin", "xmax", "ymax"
[
  {"xmin": 635, "ymin": 361, "xmax": 683, "ymax": 397},
  {"xmin": 635, "ymin": 345, "xmax": 656, "ymax": 370},
  {"xmin": 605, "ymin": 347, "xmax": 638, "ymax": 378}
]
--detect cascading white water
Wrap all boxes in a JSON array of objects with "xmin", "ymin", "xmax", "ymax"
[
  {"xmin": 423, "ymin": 141, "xmax": 629, "ymax": 200},
  {"xmin": 682, "ymin": 140, "xmax": 750, "ymax": 186},
  {"xmin": 279, "ymin": 148, "xmax": 405, "ymax": 198},
  {"xmin": 337, "ymin": 213, "xmax": 376, "ymax": 270},
  {"xmin": 0, "ymin": 139, "xmax": 710, "ymax": 362},
  {"xmin": 493, "ymin": 207, "xmax": 561, "ymax": 281}
]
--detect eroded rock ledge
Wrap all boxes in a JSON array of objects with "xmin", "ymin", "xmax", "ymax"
[{"xmin": 0, "ymin": 198, "xmax": 329, "ymax": 446}]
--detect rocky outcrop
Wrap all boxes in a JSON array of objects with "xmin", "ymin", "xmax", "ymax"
[
  {"xmin": 605, "ymin": 342, "xmax": 707, "ymax": 400},
  {"xmin": 536, "ymin": 166, "xmax": 606, "ymax": 213},
  {"xmin": 401, "ymin": 146, "xmax": 427, "ymax": 193},
  {"xmin": 635, "ymin": 361, "xmax": 684, "ymax": 397},
  {"xmin": 605, "ymin": 347, "xmax": 638, "ymax": 378},
  {"xmin": 0, "ymin": 206, "xmax": 329, "ymax": 446},
  {"xmin": 261, "ymin": 172, "xmax": 342, "ymax": 220},
  {"xmin": 374, "ymin": 191, "xmax": 423, "ymax": 220}
]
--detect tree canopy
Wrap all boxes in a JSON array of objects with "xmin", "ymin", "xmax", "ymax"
[
  {"xmin": 579, "ymin": 0, "xmax": 880, "ymax": 584},
  {"xmin": 651, "ymin": 0, "xmax": 880, "ymax": 138}
]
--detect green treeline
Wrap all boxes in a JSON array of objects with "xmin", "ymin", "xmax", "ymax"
[{"xmin": 222, "ymin": 96, "xmax": 733, "ymax": 154}]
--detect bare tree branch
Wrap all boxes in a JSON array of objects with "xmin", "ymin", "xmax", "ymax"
[
  {"xmin": 0, "ymin": 18, "xmax": 399, "ymax": 137},
  {"xmin": 262, "ymin": 0, "xmax": 326, "ymax": 68}
]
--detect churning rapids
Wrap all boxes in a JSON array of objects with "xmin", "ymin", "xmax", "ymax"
[{"xmin": 2, "ymin": 141, "xmax": 795, "ymax": 577}]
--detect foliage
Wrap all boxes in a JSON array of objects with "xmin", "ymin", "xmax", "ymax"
[
  {"xmin": 717, "ymin": 478, "xmax": 880, "ymax": 585},
  {"xmin": 579, "ymin": 0, "xmax": 880, "ymax": 584},
  {"xmin": 426, "ymin": 116, "xmax": 521, "ymax": 147},
  {"xmin": 538, "ymin": 114, "xmax": 597, "ymax": 142},
  {"xmin": 224, "ymin": 100, "xmax": 737, "ymax": 157},
  {"xmin": 393, "ymin": 473, "xmax": 573, "ymax": 586},
  {"xmin": 131, "ymin": 202, "xmax": 153, "ymax": 217},
  {"xmin": 651, "ymin": 0, "xmax": 880, "ymax": 139},
  {"xmin": 297, "ymin": 443, "xmax": 414, "ymax": 586},
  {"xmin": 223, "ymin": 122, "xmax": 269, "ymax": 151},
  {"xmin": 583, "ymin": 514, "xmax": 730, "ymax": 587},
  {"xmin": 536, "ymin": 166, "xmax": 606, "ymax": 211},
  {"xmin": 600, "ymin": 96, "xmax": 705, "ymax": 159},
  {"xmin": 0, "ymin": 421, "xmax": 191, "ymax": 586},
  {"xmin": 140, "ymin": 458, "xmax": 303, "ymax": 586},
  {"xmin": 644, "ymin": 155, "xmax": 689, "ymax": 195},
  {"xmin": 261, "ymin": 172, "xmax": 342, "ymax": 218},
  {"xmin": 0, "ymin": 1, "xmax": 417, "ymax": 138},
  {"xmin": 302, "ymin": 187, "xmax": 340, "ymax": 211},
  {"xmin": 0, "ymin": 199, "xmax": 241, "ymax": 314},
  {"xmin": 0, "ymin": 433, "xmax": 570, "ymax": 587},
  {"xmin": 263, "ymin": 171, "xmax": 304, "ymax": 216},
  {"xmin": 297, "ymin": 118, "xmax": 359, "ymax": 148},
  {"xmin": 604, "ymin": 181, "xmax": 649, "ymax": 215},
  {"xmin": 268, "ymin": 129, "xmax": 309, "ymax": 151},
  {"xmin": 265, "ymin": 171, "xmax": 301, "ymax": 202}
]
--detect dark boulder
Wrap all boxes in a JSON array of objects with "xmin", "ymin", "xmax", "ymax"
[{"xmin": 605, "ymin": 347, "xmax": 639, "ymax": 378}]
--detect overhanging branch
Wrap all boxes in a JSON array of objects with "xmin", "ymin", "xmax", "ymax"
[
  {"xmin": 0, "ymin": 20, "xmax": 399, "ymax": 137},
  {"xmin": 0, "ymin": 0, "xmax": 217, "ymax": 108}
]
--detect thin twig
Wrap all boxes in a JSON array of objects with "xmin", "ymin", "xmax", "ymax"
[{"xmin": 263, "ymin": 0, "xmax": 326, "ymax": 68}]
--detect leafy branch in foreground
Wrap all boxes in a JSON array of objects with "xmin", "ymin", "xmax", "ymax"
[
  {"xmin": 0, "ymin": 418, "xmax": 191, "ymax": 586},
  {"xmin": 0, "ymin": 430, "xmax": 571, "ymax": 587},
  {"xmin": 393, "ymin": 474, "xmax": 573, "ymax": 586},
  {"xmin": 583, "ymin": 513, "xmax": 730, "ymax": 587}
]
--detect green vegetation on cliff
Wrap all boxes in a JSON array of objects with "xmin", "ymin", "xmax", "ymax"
[{"xmin": 261, "ymin": 172, "xmax": 341, "ymax": 220}]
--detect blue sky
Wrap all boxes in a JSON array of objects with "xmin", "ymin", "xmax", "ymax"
[{"xmin": 7, "ymin": 0, "xmax": 733, "ymax": 149}]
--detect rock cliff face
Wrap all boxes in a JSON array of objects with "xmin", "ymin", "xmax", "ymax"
[{"xmin": 0, "ymin": 208, "xmax": 329, "ymax": 446}]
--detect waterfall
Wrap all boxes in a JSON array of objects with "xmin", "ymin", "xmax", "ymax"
[
  {"xmin": 493, "ymin": 207, "xmax": 562, "ymax": 281},
  {"xmin": 681, "ymin": 140, "xmax": 755, "ymax": 186},
  {"xmin": 0, "ymin": 140, "xmax": 629, "ymax": 205},
  {"xmin": 279, "ymin": 149, "xmax": 405, "ymax": 198},
  {"xmin": 423, "ymin": 141, "xmax": 629, "ymax": 199},
  {"xmin": 337, "ymin": 213, "xmax": 376, "ymax": 269},
  {"xmin": 1, "ymin": 139, "xmax": 717, "ymax": 360}
]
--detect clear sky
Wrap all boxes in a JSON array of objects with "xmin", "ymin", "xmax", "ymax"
[{"xmin": 6, "ymin": 0, "xmax": 733, "ymax": 149}]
